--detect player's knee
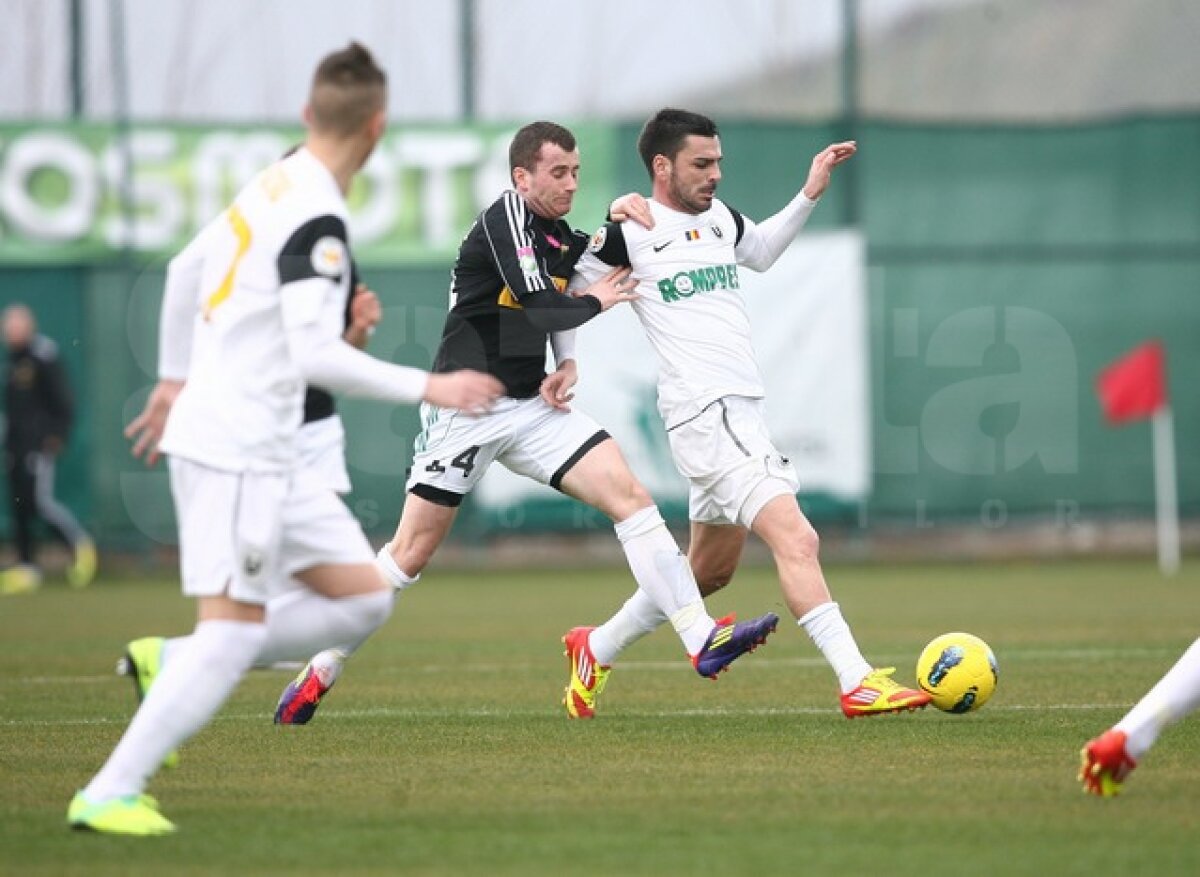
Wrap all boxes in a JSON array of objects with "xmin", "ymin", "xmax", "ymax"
[
  {"xmin": 626, "ymin": 479, "xmax": 653, "ymax": 510},
  {"xmin": 604, "ymin": 478, "xmax": 655, "ymax": 522},
  {"xmin": 788, "ymin": 519, "xmax": 820, "ymax": 562}
]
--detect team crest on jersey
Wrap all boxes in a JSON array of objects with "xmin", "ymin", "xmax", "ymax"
[
  {"xmin": 711, "ymin": 224, "xmax": 723, "ymax": 238},
  {"xmin": 517, "ymin": 245, "xmax": 538, "ymax": 275},
  {"xmin": 311, "ymin": 236, "xmax": 347, "ymax": 278},
  {"xmin": 589, "ymin": 226, "xmax": 608, "ymax": 253}
]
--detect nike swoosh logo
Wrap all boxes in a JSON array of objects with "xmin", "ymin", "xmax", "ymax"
[{"xmin": 652, "ymin": 240, "xmax": 673, "ymax": 252}]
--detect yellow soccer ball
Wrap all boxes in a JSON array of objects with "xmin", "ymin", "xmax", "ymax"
[{"xmin": 916, "ymin": 632, "xmax": 998, "ymax": 713}]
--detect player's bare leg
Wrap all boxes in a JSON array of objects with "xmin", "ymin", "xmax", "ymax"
[
  {"xmin": 751, "ymin": 495, "xmax": 927, "ymax": 716},
  {"xmin": 385, "ymin": 493, "xmax": 459, "ymax": 581},
  {"xmin": 687, "ymin": 522, "xmax": 748, "ymax": 597}
]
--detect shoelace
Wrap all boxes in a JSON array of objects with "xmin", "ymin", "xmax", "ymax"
[
  {"xmin": 866, "ymin": 668, "xmax": 904, "ymax": 692},
  {"xmin": 591, "ymin": 665, "xmax": 611, "ymax": 698}
]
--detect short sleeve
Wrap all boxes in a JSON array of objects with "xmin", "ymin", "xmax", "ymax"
[
  {"xmin": 277, "ymin": 214, "xmax": 349, "ymax": 287},
  {"xmin": 277, "ymin": 214, "xmax": 350, "ymax": 329},
  {"xmin": 585, "ymin": 222, "xmax": 629, "ymax": 267}
]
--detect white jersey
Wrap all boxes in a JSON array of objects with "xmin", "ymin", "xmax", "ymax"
[
  {"xmin": 573, "ymin": 197, "xmax": 763, "ymax": 429},
  {"xmin": 160, "ymin": 148, "xmax": 353, "ymax": 473}
]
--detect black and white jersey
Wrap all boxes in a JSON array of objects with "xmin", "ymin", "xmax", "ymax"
[
  {"xmin": 159, "ymin": 148, "xmax": 355, "ymax": 473},
  {"xmin": 573, "ymin": 197, "xmax": 768, "ymax": 430},
  {"xmin": 430, "ymin": 190, "xmax": 598, "ymax": 399}
]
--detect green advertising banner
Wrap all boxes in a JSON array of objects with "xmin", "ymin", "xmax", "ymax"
[{"xmin": 0, "ymin": 122, "xmax": 618, "ymax": 266}]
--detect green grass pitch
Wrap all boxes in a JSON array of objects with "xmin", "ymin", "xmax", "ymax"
[{"xmin": 2, "ymin": 560, "xmax": 1198, "ymax": 876}]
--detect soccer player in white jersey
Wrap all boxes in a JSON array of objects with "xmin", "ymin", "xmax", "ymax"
[
  {"xmin": 112, "ymin": 271, "xmax": 383, "ymax": 765},
  {"xmin": 67, "ymin": 43, "xmax": 501, "ymax": 837},
  {"xmin": 1080, "ymin": 637, "xmax": 1200, "ymax": 796},
  {"xmin": 274, "ymin": 120, "xmax": 782, "ymax": 725},
  {"xmin": 566, "ymin": 108, "xmax": 931, "ymax": 719}
]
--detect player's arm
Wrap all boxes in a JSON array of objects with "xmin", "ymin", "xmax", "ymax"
[
  {"xmin": 125, "ymin": 219, "xmax": 221, "ymax": 464},
  {"xmin": 541, "ymin": 330, "xmax": 579, "ymax": 411},
  {"xmin": 158, "ymin": 217, "xmax": 225, "ymax": 380},
  {"xmin": 481, "ymin": 193, "xmax": 632, "ymax": 332},
  {"xmin": 280, "ymin": 216, "xmax": 500, "ymax": 412},
  {"xmin": 542, "ymin": 224, "xmax": 634, "ymax": 410},
  {"xmin": 567, "ymin": 221, "xmax": 632, "ymax": 294},
  {"xmin": 342, "ymin": 262, "xmax": 380, "ymax": 350},
  {"xmin": 735, "ymin": 141, "xmax": 856, "ymax": 272}
]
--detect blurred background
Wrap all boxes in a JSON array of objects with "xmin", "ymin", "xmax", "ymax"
[{"xmin": 1, "ymin": 0, "xmax": 1198, "ymax": 571}]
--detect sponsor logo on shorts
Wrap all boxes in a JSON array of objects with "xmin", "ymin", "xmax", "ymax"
[{"xmin": 244, "ymin": 551, "xmax": 264, "ymax": 577}]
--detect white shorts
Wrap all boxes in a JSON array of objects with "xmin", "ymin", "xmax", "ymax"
[
  {"xmin": 169, "ymin": 457, "xmax": 374, "ymax": 605},
  {"xmin": 297, "ymin": 415, "xmax": 351, "ymax": 495},
  {"xmin": 666, "ymin": 396, "xmax": 799, "ymax": 529},
  {"xmin": 406, "ymin": 396, "xmax": 609, "ymax": 506}
]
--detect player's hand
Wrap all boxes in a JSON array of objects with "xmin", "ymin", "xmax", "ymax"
[
  {"xmin": 423, "ymin": 370, "xmax": 503, "ymax": 415},
  {"xmin": 582, "ymin": 266, "xmax": 637, "ymax": 312},
  {"xmin": 540, "ymin": 360, "xmax": 578, "ymax": 411},
  {"xmin": 345, "ymin": 284, "xmax": 381, "ymax": 349},
  {"xmin": 802, "ymin": 141, "xmax": 856, "ymax": 201},
  {"xmin": 124, "ymin": 379, "xmax": 185, "ymax": 466},
  {"xmin": 609, "ymin": 193, "xmax": 655, "ymax": 230}
]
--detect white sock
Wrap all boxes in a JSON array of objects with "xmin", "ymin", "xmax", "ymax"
[
  {"xmin": 83, "ymin": 619, "xmax": 267, "ymax": 802},
  {"xmin": 161, "ymin": 635, "xmax": 190, "ymax": 666},
  {"xmin": 308, "ymin": 648, "xmax": 349, "ymax": 688},
  {"xmin": 589, "ymin": 588, "xmax": 667, "ymax": 666},
  {"xmin": 376, "ymin": 546, "xmax": 420, "ymax": 590},
  {"xmin": 1116, "ymin": 637, "xmax": 1200, "ymax": 761},
  {"xmin": 156, "ymin": 591, "xmax": 392, "ymax": 672},
  {"xmin": 614, "ymin": 506, "xmax": 713, "ymax": 656},
  {"xmin": 798, "ymin": 602, "xmax": 873, "ymax": 694},
  {"xmin": 254, "ymin": 589, "xmax": 393, "ymax": 666}
]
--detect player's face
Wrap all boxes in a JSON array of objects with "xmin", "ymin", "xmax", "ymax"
[
  {"xmin": 665, "ymin": 134, "xmax": 723, "ymax": 214},
  {"xmin": 516, "ymin": 143, "xmax": 580, "ymax": 220}
]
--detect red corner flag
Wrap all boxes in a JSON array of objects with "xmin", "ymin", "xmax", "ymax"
[{"xmin": 1096, "ymin": 340, "xmax": 1167, "ymax": 424}]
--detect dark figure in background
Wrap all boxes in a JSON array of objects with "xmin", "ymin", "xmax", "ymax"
[{"xmin": 1, "ymin": 303, "xmax": 96, "ymax": 595}]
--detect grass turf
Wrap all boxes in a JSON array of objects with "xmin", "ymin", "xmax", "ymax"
[{"xmin": 2, "ymin": 559, "xmax": 1198, "ymax": 876}]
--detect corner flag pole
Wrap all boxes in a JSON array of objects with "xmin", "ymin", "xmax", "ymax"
[
  {"xmin": 1151, "ymin": 406, "xmax": 1180, "ymax": 575},
  {"xmin": 1096, "ymin": 340, "xmax": 1178, "ymax": 576}
]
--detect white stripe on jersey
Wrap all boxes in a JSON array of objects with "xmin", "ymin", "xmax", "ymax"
[{"xmin": 502, "ymin": 191, "xmax": 545, "ymax": 292}]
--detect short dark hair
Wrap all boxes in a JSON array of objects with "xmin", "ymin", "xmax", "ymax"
[
  {"xmin": 637, "ymin": 109, "xmax": 719, "ymax": 176},
  {"xmin": 509, "ymin": 121, "xmax": 577, "ymax": 180},
  {"xmin": 308, "ymin": 42, "xmax": 387, "ymax": 136}
]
